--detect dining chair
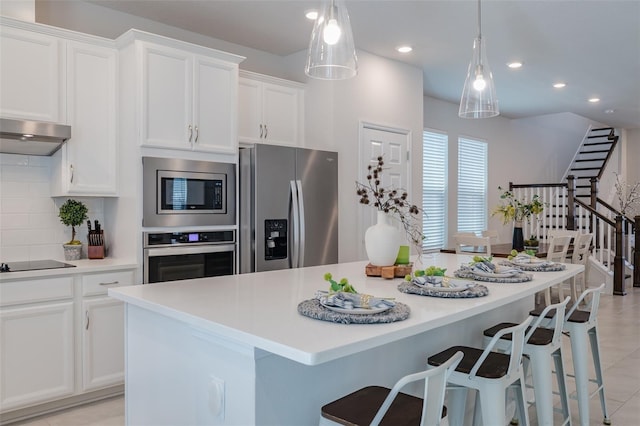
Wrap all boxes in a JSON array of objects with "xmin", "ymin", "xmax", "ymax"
[
  {"xmin": 568, "ymin": 233, "xmax": 594, "ymax": 302},
  {"xmin": 481, "ymin": 229, "xmax": 499, "ymax": 244},
  {"xmin": 454, "ymin": 235, "xmax": 491, "ymax": 256},
  {"xmin": 427, "ymin": 317, "xmax": 533, "ymax": 426},
  {"xmin": 319, "ymin": 351, "xmax": 463, "ymax": 426},
  {"xmin": 543, "ymin": 230, "xmax": 576, "ymax": 305}
]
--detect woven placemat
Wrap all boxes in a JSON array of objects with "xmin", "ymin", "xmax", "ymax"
[
  {"xmin": 498, "ymin": 260, "xmax": 566, "ymax": 272},
  {"xmin": 397, "ymin": 281, "xmax": 489, "ymax": 298},
  {"xmin": 454, "ymin": 269, "xmax": 533, "ymax": 283},
  {"xmin": 297, "ymin": 299, "xmax": 410, "ymax": 324}
]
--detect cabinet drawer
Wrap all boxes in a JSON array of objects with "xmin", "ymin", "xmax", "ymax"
[
  {"xmin": 0, "ymin": 277, "xmax": 74, "ymax": 307},
  {"xmin": 82, "ymin": 270, "xmax": 134, "ymax": 297}
]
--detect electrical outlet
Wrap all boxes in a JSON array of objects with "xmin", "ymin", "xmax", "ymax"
[{"xmin": 208, "ymin": 376, "xmax": 225, "ymax": 420}]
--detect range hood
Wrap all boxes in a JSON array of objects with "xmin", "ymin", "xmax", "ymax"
[{"xmin": 0, "ymin": 118, "xmax": 71, "ymax": 156}]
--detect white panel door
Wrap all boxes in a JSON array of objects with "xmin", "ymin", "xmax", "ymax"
[
  {"xmin": 358, "ymin": 123, "xmax": 411, "ymax": 259},
  {"xmin": 82, "ymin": 297, "xmax": 124, "ymax": 391},
  {"xmin": 0, "ymin": 302, "xmax": 74, "ymax": 410},
  {"xmin": 141, "ymin": 43, "xmax": 192, "ymax": 149},
  {"xmin": 0, "ymin": 27, "xmax": 63, "ymax": 122},
  {"xmin": 62, "ymin": 41, "xmax": 118, "ymax": 195},
  {"xmin": 237, "ymin": 78, "xmax": 262, "ymax": 142},
  {"xmin": 262, "ymin": 82, "xmax": 301, "ymax": 146},
  {"xmin": 193, "ymin": 56, "xmax": 237, "ymax": 153}
]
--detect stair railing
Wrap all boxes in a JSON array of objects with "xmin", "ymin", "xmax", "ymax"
[{"xmin": 509, "ymin": 175, "xmax": 637, "ymax": 294}]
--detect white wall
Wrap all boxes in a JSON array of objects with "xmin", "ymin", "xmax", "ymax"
[
  {"xmin": 423, "ymin": 96, "xmax": 606, "ymax": 245},
  {"xmin": 0, "ymin": 154, "xmax": 105, "ymax": 262}
]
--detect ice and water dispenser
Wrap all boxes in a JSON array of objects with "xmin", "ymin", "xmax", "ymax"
[{"xmin": 265, "ymin": 219, "xmax": 287, "ymax": 260}]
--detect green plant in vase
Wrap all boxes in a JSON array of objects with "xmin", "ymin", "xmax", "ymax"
[
  {"xmin": 58, "ymin": 199, "xmax": 88, "ymax": 261},
  {"xmin": 59, "ymin": 199, "xmax": 89, "ymax": 244}
]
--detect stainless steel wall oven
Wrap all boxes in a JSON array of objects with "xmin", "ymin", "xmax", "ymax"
[
  {"xmin": 143, "ymin": 157, "xmax": 235, "ymax": 227},
  {"xmin": 143, "ymin": 230, "xmax": 236, "ymax": 284}
]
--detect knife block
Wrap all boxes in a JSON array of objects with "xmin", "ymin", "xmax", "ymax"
[
  {"xmin": 88, "ymin": 231, "xmax": 105, "ymax": 259},
  {"xmin": 88, "ymin": 245, "xmax": 104, "ymax": 259}
]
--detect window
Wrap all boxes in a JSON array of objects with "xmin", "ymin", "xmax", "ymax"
[
  {"xmin": 422, "ymin": 130, "xmax": 448, "ymax": 250},
  {"xmin": 457, "ymin": 137, "xmax": 488, "ymax": 234}
]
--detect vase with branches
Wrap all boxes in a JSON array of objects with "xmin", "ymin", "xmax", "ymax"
[
  {"xmin": 614, "ymin": 173, "xmax": 640, "ymax": 217},
  {"xmin": 356, "ymin": 156, "xmax": 424, "ymax": 265}
]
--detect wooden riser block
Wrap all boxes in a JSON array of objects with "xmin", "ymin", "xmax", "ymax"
[{"xmin": 365, "ymin": 263, "xmax": 413, "ymax": 279}]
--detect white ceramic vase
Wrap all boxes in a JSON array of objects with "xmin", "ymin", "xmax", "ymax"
[{"xmin": 365, "ymin": 211, "xmax": 401, "ymax": 266}]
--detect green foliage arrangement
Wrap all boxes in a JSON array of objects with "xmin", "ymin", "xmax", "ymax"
[
  {"xmin": 58, "ymin": 199, "xmax": 88, "ymax": 245},
  {"xmin": 492, "ymin": 187, "xmax": 545, "ymax": 224},
  {"xmin": 324, "ymin": 272, "xmax": 357, "ymax": 294}
]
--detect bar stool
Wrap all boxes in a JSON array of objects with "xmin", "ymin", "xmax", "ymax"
[
  {"xmin": 544, "ymin": 231, "xmax": 575, "ymax": 305},
  {"xmin": 427, "ymin": 317, "xmax": 533, "ymax": 426},
  {"xmin": 531, "ymin": 283, "xmax": 609, "ymax": 426},
  {"xmin": 319, "ymin": 351, "xmax": 463, "ymax": 426},
  {"xmin": 483, "ymin": 297, "xmax": 572, "ymax": 426}
]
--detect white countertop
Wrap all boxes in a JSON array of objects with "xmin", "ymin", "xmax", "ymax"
[
  {"xmin": 109, "ymin": 253, "xmax": 583, "ymax": 366},
  {"xmin": 0, "ymin": 258, "xmax": 138, "ymax": 281}
]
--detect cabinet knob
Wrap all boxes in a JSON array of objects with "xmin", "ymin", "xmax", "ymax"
[
  {"xmin": 264, "ymin": 124, "xmax": 268, "ymax": 139},
  {"xmin": 188, "ymin": 124, "xmax": 193, "ymax": 142},
  {"xmin": 259, "ymin": 124, "xmax": 263, "ymax": 139},
  {"xmin": 85, "ymin": 310, "xmax": 90, "ymax": 330},
  {"xmin": 70, "ymin": 164, "xmax": 74, "ymax": 183},
  {"xmin": 194, "ymin": 125, "xmax": 199, "ymax": 143}
]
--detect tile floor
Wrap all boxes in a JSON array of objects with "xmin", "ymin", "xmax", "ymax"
[{"xmin": 8, "ymin": 287, "xmax": 640, "ymax": 425}]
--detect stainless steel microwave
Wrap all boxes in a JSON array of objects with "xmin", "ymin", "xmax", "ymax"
[{"xmin": 143, "ymin": 157, "xmax": 235, "ymax": 227}]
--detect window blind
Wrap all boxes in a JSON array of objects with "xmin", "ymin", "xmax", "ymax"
[
  {"xmin": 457, "ymin": 137, "xmax": 487, "ymax": 234},
  {"xmin": 422, "ymin": 130, "xmax": 448, "ymax": 250}
]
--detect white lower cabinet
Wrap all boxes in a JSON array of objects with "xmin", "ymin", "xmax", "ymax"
[
  {"xmin": 81, "ymin": 297, "xmax": 124, "ymax": 391},
  {"xmin": 0, "ymin": 301, "xmax": 75, "ymax": 411},
  {"xmin": 80, "ymin": 270, "xmax": 132, "ymax": 392},
  {"xmin": 0, "ymin": 267, "xmax": 134, "ymax": 417}
]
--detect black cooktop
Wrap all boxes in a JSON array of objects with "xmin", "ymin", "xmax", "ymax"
[{"xmin": 0, "ymin": 260, "xmax": 77, "ymax": 273}]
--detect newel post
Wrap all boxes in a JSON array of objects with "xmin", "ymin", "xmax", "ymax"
[
  {"xmin": 634, "ymin": 216, "xmax": 639, "ymax": 288},
  {"xmin": 590, "ymin": 177, "xmax": 599, "ymax": 209},
  {"xmin": 613, "ymin": 215, "xmax": 626, "ymax": 295},
  {"xmin": 566, "ymin": 175, "xmax": 576, "ymax": 230}
]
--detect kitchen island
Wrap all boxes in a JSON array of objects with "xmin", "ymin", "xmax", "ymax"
[{"xmin": 109, "ymin": 253, "xmax": 584, "ymax": 425}]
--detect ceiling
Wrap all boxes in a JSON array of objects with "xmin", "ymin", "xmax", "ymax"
[{"xmin": 86, "ymin": 0, "xmax": 640, "ymax": 129}]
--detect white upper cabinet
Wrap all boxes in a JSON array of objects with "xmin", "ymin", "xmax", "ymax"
[
  {"xmin": 51, "ymin": 41, "xmax": 118, "ymax": 196},
  {"xmin": 139, "ymin": 40, "xmax": 240, "ymax": 154},
  {"xmin": 238, "ymin": 71, "xmax": 304, "ymax": 146},
  {"xmin": 0, "ymin": 25, "xmax": 64, "ymax": 123}
]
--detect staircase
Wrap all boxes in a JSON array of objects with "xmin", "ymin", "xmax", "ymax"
[{"xmin": 566, "ymin": 126, "xmax": 618, "ymax": 199}]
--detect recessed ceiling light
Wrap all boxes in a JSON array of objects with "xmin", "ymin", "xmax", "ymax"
[
  {"xmin": 396, "ymin": 46, "xmax": 412, "ymax": 53},
  {"xmin": 507, "ymin": 61, "xmax": 523, "ymax": 69},
  {"xmin": 588, "ymin": 98, "xmax": 601, "ymax": 103},
  {"xmin": 305, "ymin": 10, "xmax": 318, "ymax": 20},
  {"xmin": 553, "ymin": 82, "xmax": 566, "ymax": 88},
  {"xmin": 604, "ymin": 109, "xmax": 615, "ymax": 114}
]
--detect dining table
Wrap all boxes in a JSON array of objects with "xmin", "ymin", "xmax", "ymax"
[
  {"xmin": 441, "ymin": 242, "xmax": 555, "ymax": 258},
  {"xmin": 109, "ymin": 253, "xmax": 584, "ymax": 425}
]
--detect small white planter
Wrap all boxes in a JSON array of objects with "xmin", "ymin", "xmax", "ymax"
[{"xmin": 63, "ymin": 244, "xmax": 82, "ymax": 261}]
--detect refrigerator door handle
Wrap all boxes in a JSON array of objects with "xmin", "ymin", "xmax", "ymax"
[
  {"xmin": 296, "ymin": 180, "xmax": 305, "ymax": 267},
  {"xmin": 289, "ymin": 180, "xmax": 300, "ymax": 268}
]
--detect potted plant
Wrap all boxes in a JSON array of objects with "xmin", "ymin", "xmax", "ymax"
[
  {"xmin": 523, "ymin": 235, "xmax": 540, "ymax": 250},
  {"xmin": 58, "ymin": 199, "xmax": 88, "ymax": 260},
  {"xmin": 492, "ymin": 187, "xmax": 545, "ymax": 250}
]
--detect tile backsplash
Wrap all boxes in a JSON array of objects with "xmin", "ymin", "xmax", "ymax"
[{"xmin": 0, "ymin": 154, "xmax": 104, "ymax": 262}]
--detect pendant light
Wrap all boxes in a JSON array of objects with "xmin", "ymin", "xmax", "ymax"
[
  {"xmin": 305, "ymin": 0, "xmax": 358, "ymax": 80},
  {"xmin": 459, "ymin": 0, "xmax": 499, "ymax": 118}
]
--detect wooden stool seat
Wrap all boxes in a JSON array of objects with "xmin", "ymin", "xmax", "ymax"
[
  {"xmin": 320, "ymin": 386, "xmax": 446, "ymax": 426},
  {"xmin": 483, "ymin": 322, "xmax": 554, "ymax": 346},
  {"xmin": 428, "ymin": 345, "xmax": 511, "ymax": 379},
  {"xmin": 530, "ymin": 307, "xmax": 590, "ymax": 323}
]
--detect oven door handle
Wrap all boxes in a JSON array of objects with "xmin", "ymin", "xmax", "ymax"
[{"xmin": 145, "ymin": 244, "xmax": 236, "ymax": 257}]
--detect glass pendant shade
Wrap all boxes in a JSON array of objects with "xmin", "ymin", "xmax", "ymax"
[
  {"xmin": 305, "ymin": 0, "xmax": 358, "ymax": 80},
  {"xmin": 459, "ymin": 36, "xmax": 499, "ymax": 118}
]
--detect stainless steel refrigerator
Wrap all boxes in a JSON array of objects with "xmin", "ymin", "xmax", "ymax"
[{"xmin": 239, "ymin": 144, "xmax": 338, "ymax": 273}]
